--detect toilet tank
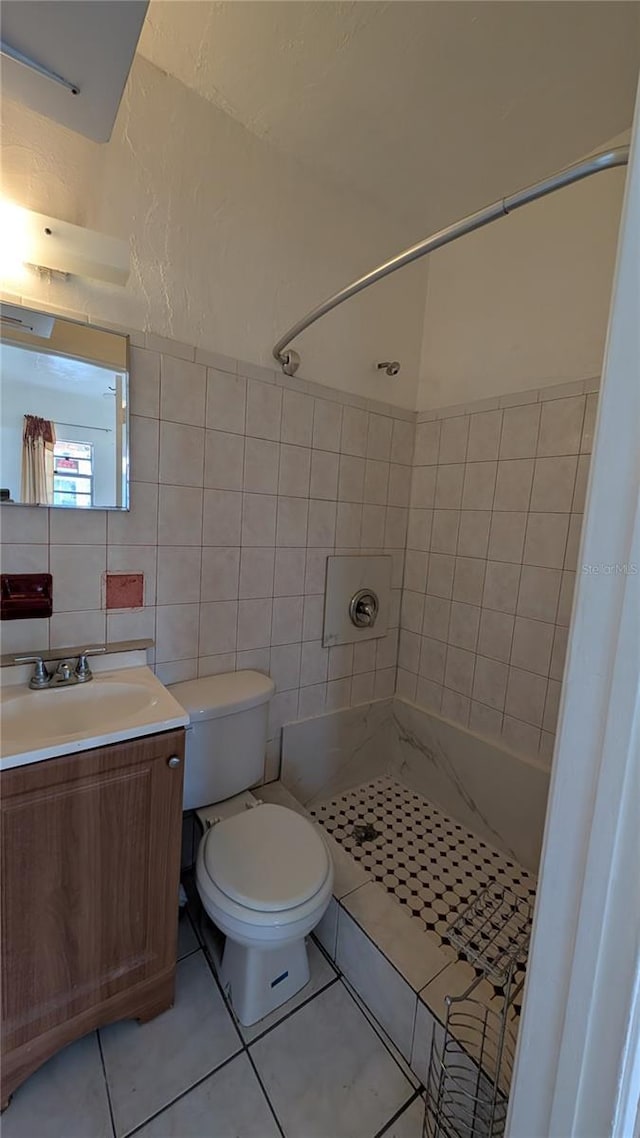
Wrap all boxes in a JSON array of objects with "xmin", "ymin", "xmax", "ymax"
[{"xmin": 169, "ymin": 671, "xmax": 275, "ymax": 811}]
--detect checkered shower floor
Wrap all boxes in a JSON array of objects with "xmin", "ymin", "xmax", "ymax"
[{"xmin": 311, "ymin": 777, "xmax": 536, "ymax": 998}]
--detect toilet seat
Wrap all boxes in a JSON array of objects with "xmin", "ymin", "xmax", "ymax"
[{"xmin": 202, "ymin": 803, "xmax": 330, "ymax": 912}]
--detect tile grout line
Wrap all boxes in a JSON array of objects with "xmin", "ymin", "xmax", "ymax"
[
  {"xmin": 373, "ymin": 1087, "xmax": 424, "ymax": 1138},
  {"xmin": 96, "ymin": 1028, "xmax": 118, "ymax": 1138}
]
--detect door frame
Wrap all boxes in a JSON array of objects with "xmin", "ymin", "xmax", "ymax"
[{"xmin": 507, "ymin": 87, "xmax": 640, "ymax": 1137}]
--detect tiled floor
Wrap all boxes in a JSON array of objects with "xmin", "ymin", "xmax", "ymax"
[
  {"xmin": 311, "ymin": 777, "xmax": 536, "ymax": 998},
  {"xmin": 2, "ymin": 909, "xmax": 424, "ymax": 1138}
]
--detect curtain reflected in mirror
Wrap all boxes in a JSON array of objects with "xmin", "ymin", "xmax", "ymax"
[
  {"xmin": 20, "ymin": 415, "xmax": 56, "ymax": 505},
  {"xmin": 0, "ymin": 305, "xmax": 129, "ymax": 510}
]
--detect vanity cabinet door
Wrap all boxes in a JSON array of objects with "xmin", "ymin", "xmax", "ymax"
[{"xmin": 0, "ymin": 728, "xmax": 185, "ymax": 1105}]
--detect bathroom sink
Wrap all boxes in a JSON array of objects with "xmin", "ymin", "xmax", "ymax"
[{"xmin": 0, "ymin": 665, "xmax": 189, "ymax": 769}]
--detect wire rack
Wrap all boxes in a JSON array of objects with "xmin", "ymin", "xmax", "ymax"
[{"xmin": 423, "ymin": 884, "xmax": 533, "ymax": 1138}]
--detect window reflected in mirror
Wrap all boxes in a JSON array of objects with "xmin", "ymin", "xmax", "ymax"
[{"xmin": 0, "ymin": 305, "xmax": 129, "ymax": 510}]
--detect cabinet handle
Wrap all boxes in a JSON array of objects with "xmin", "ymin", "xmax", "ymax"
[{"xmin": 167, "ymin": 756, "xmax": 181, "ymax": 768}]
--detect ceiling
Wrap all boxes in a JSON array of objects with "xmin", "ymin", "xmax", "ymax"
[{"xmin": 138, "ymin": 1, "xmax": 640, "ymax": 234}]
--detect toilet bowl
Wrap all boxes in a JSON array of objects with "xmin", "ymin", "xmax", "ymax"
[
  {"xmin": 169, "ymin": 671, "xmax": 334, "ymax": 1027},
  {"xmin": 196, "ymin": 802, "xmax": 333, "ymax": 1024}
]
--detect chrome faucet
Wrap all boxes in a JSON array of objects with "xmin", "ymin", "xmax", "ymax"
[{"xmin": 16, "ymin": 648, "xmax": 106, "ymax": 690}]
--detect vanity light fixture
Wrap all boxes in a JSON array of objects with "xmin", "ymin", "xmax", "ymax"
[{"xmin": 0, "ymin": 200, "xmax": 129, "ymax": 286}]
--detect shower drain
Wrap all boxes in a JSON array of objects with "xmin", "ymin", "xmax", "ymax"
[{"xmin": 352, "ymin": 823, "xmax": 381, "ymax": 845}]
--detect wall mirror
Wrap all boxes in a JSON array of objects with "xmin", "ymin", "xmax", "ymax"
[{"xmin": 0, "ymin": 303, "xmax": 129, "ymax": 510}]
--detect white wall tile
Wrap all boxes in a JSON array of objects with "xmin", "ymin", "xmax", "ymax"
[
  {"xmin": 307, "ymin": 499, "xmax": 336, "ymax": 547},
  {"xmin": 206, "ymin": 369, "xmax": 246, "ymax": 435},
  {"xmin": 158, "ymin": 486, "xmax": 202, "ymax": 546},
  {"xmin": 523, "ymin": 512, "xmax": 570, "ymax": 569},
  {"xmin": 341, "ymin": 406, "xmax": 369, "ymax": 457},
  {"xmin": 457, "ymin": 511, "xmax": 490, "ymax": 558},
  {"xmin": 367, "ymin": 413, "xmax": 393, "ymax": 461},
  {"xmin": 243, "ymin": 438, "xmax": 279, "ymax": 494},
  {"xmin": 413, "ymin": 420, "xmax": 440, "ymax": 465},
  {"xmin": 160, "ymin": 357, "xmax": 206, "ymax": 426},
  {"xmin": 493, "ymin": 459, "xmax": 534, "ymax": 511},
  {"xmin": 281, "ymin": 389, "xmax": 313, "ymax": 446},
  {"xmin": 246, "ymin": 379, "xmax": 282, "ymax": 441},
  {"xmin": 477, "ymin": 609, "xmax": 514, "ymax": 663},
  {"xmin": 300, "ymin": 639, "xmax": 329, "ymax": 686},
  {"xmin": 273, "ymin": 548, "xmax": 306, "ymax": 597},
  {"xmin": 310, "ymin": 450, "xmax": 340, "ymax": 500},
  {"xmin": 471, "ymin": 655, "xmax": 508, "ymax": 711},
  {"xmin": 50, "ymin": 610, "xmax": 106, "ymax": 649},
  {"xmin": 530, "ymin": 456, "xmax": 577, "ymax": 512},
  {"xmin": 129, "ymin": 346, "xmax": 160, "ymax": 418},
  {"xmin": 50, "ymin": 544, "xmax": 105, "ymax": 612},
  {"xmin": 279, "ymin": 445, "xmax": 311, "ymax": 497},
  {"xmin": 438, "ymin": 415, "xmax": 469, "ymax": 463},
  {"xmin": 434, "ymin": 464, "xmax": 464, "ymax": 509},
  {"xmin": 202, "ymin": 490, "xmax": 242, "ymax": 546},
  {"xmin": 108, "ymin": 482, "xmax": 158, "ymax": 545},
  {"xmin": 487, "ymin": 512, "xmax": 527, "ymax": 563},
  {"xmin": 271, "ymin": 595, "xmax": 303, "ymax": 645},
  {"xmin": 466, "ymin": 410, "xmax": 502, "ymax": 461},
  {"xmin": 160, "ymin": 422, "xmax": 204, "ymax": 486},
  {"xmin": 50, "ymin": 508, "xmax": 106, "ymax": 546},
  {"xmin": 201, "ymin": 547, "xmax": 240, "ymax": 601},
  {"xmin": 505, "ymin": 666, "xmax": 547, "ymax": 726},
  {"xmin": 517, "ymin": 565, "xmax": 561, "ymax": 622},
  {"xmin": 510, "ymin": 616, "xmax": 554, "ymax": 675},
  {"xmin": 423, "ymin": 595, "xmax": 450, "ymax": 641},
  {"xmin": 199, "ymin": 600, "xmax": 238, "ymax": 656},
  {"xmin": 157, "ymin": 546, "xmax": 201, "ymax": 605},
  {"xmin": 237, "ymin": 598, "xmax": 273, "ymax": 651},
  {"xmin": 242, "ymin": 493, "xmax": 277, "ymax": 546},
  {"xmin": 239, "ymin": 547, "xmax": 274, "ymax": 600},
  {"xmin": 155, "ymin": 603, "xmax": 200, "ymax": 662},
  {"xmin": 276, "ymin": 497, "xmax": 309, "ymax": 547},
  {"xmin": 499, "ymin": 403, "xmax": 541, "ymax": 459},
  {"xmin": 204, "ymin": 429, "xmax": 244, "ymax": 490},
  {"xmin": 537, "ymin": 396, "xmax": 585, "ymax": 457},
  {"xmin": 390, "ymin": 418, "xmax": 415, "ymax": 465},
  {"xmin": 461, "ymin": 461, "xmax": 497, "ymax": 510},
  {"xmin": 312, "ymin": 400, "xmax": 342, "ymax": 452}
]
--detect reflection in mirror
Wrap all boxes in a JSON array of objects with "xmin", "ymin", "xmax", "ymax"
[{"xmin": 0, "ymin": 304, "xmax": 129, "ymax": 510}]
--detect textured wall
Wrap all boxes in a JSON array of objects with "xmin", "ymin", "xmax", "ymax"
[
  {"xmin": 0, "ymin": 55, "xmax": 427, "ymax": 410},
  {"xmin": 397, "ymin": 379, "xmax": 597, "ymax": 765},
  {"xmin": 0, "ymin": 332, "xmax": 416, "ymax": 772},
  {"xmin": 417, "ymin": 145, "xmax": 627, "ymax": 410}
]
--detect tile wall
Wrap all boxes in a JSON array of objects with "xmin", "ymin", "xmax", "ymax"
[
  {"xmin": 0, "ymin": 334, "xmax": 415, "ymax": 765},
  {"xmin": 397, "ymin": 379, "xmax": 598, "ymax": 764}
]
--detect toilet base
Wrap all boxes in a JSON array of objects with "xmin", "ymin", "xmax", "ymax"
[{"xmin": 220, "ymin": 935, "xmax": 310, "ymax": 1026}]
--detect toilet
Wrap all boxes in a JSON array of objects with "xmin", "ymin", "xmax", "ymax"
[{"xmin": 170, "ymin": 670, "xmax": 333, "ymax": 1026}]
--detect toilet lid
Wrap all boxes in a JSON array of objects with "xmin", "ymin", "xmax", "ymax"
[{"xmin": 202, "ymin": 804, "xmax": 330, "ymax": 912}]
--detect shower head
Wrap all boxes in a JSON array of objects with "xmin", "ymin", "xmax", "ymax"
[{"xmin": 377, "ymin": 361, "xmax": 400, "ymax": 377}]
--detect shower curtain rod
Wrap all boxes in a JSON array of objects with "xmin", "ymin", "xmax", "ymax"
[{"xmin": 272, "ymin": 145, "xmax": 630, "ymax": 377}]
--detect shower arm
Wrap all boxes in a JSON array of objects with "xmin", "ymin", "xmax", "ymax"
[{"xmin": 272, "ymin": 145, "xmax": 630, "ymax": 377}]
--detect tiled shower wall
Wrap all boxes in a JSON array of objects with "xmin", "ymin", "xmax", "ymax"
[
  {"xmin": 397, "ymin": 379, "xmax": 598, "ymax": 764},
  {"xmin": 0, "ymin": 333, "xmax": 415, "ymax": 765}
]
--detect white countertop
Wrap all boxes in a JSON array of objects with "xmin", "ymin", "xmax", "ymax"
[{"xmin": 0, "ymin": 657, "xmax": 189, "ymax": 771}]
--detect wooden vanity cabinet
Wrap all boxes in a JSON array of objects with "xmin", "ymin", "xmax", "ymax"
[{"xmin": 0, "ymin": 728, "xmax": 185, "ymax": 1108}]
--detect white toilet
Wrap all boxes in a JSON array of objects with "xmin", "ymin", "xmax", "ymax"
[{"xmin": 170, "ymin": 670, "xmax": 333, "ymax": 1026}]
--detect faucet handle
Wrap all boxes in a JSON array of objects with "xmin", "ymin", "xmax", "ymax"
[
  {"xmin": 75, "ymin": 646, "xmax": 105, "ymax": 680},
  {"xmin": 15, "ymin": 655, "xmax": 50, "ymax": 688}
]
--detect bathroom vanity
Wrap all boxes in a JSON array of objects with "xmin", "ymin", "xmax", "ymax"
[{"xmin": 0, "ymin": 656, "xmax": 189, "ymax": 1108}]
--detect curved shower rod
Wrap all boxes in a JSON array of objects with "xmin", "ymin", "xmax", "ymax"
[{"xmin": 273, "ymin": 145, "xmax": 630, "ymax": 377}]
